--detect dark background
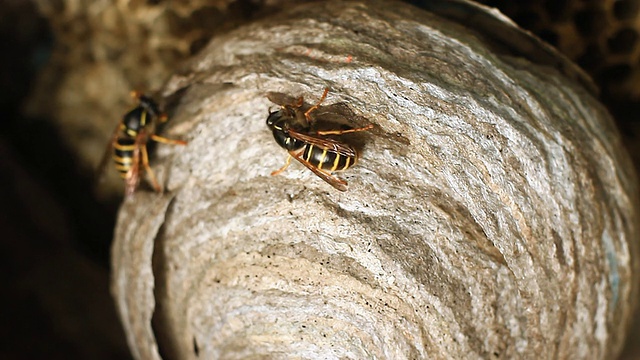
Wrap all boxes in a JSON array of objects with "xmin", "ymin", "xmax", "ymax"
[
  {"xmin": 1, "ymin": 1, "xmax": 638, "ymax": 359},
  {"xmin": 0, "ymin": 1, "xmax": 129, "ymax": 359}
]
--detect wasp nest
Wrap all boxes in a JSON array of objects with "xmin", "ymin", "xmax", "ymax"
[
  {"xmin": 111, "ymin": 1, "xmax": 639, "ymax": 359},
  {"xmin": 478, "ymin": 0, "xmax": 640, "ymax": 102}
]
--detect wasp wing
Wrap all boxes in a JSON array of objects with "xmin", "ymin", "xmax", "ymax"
[
  {"xmin": 123, "ymin": 132, "xmax": 146, "ymax": 199},
  {"xmin": 96, "ymin": 122, "xmax": 122, "ymax": 184},
  {"xmin": 267, "ymin": 92, "xmax": 303, "ymax": 107},
  {"xmin": 288, "ymin": 128, "xmax": 357, "ymax": 157},
  {"xmin": 289, "ymin": 150, "xmax": 348, "ymax": 192}
]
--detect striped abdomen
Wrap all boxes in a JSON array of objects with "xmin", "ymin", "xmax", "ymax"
[
  {"xmin": 113, "ymin": 137, "xmax": 136, "ymax": 179},
  {"xmin": 301, "ymin": 144, "xmax": 356, "ymax": 172}
]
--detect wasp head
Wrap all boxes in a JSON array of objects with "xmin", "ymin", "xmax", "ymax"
[
  {"xmin": 266, "ymin": 107, "xmax": 305, "ymax": 151},
  {"xmin": 137, "ymin": 95, "xmax": 163, "ymax": 119}
]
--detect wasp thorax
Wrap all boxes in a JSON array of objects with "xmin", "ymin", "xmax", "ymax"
[
  {"xmin": 123, "ymin": 107, "xmax": 145, "ymax": 134},
  {"xmin": 266, "ymin": 110, "xmax": 284, "ymax": 128},
  {"xmin": 268, "ymin": 118, "xmax": 304, "ymax": 151}
]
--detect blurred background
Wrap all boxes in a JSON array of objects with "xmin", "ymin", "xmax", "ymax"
[
  {"xmin": 0, "ymin": 1, "xmax": 128, "ymax": 358},
  {"xmin": 1, "ymin": 0, "xmax": 638, "ymax": 358}
]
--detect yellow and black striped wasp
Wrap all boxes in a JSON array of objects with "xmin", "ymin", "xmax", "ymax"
[
  {"xmin": 266, "ymin": 88, "xmax": 374, "ymax": 191},
  {"xmin": 97, "ymin": 91, "xmax": 187, "ymax": 198}
]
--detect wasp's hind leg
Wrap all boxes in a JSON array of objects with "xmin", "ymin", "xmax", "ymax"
[
  {"xmin": 315, "ymin": 123, "xmax": 374, "ymax": 136},
  {"xmin": 150, "ymin": 134, "xmax": 188, "ymax": 145},
  {"xmin": 271, "ymin": 155, "xmax": 292, "ymax": 176},
  {"xmin": 140, "ymin": 143, "xmax": 162, "ymax": 193}
]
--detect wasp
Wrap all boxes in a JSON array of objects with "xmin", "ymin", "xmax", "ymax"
[
  {"xmin": 266, "ymin": 88, "xmax": 374, "ymax": 191},
  {"xmin": 97, "ymin": 91, "xmax": 187, "ymax": 198}
]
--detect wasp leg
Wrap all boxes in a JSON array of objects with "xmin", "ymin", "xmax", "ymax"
[
  {"xmin": 141, "ymin": 144, "xmax": 162, "ymax": 193},
  {"xmin": 150, "ymin": 134, "xmax": 188, "ymax": 145},
  {"xmin": 271, "ymin": 155, "xmax": 292, "ymax": 176},
  {"xmin": 315, "ymin": 123, "xmax": 375, "ymax": 135},
  {"xmin": 304, "ymin": 87, "xmax": 329, "ymax": 122}
]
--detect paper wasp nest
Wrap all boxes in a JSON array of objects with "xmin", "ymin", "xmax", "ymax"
[
  {"xmin": 111, "ymin": 1, "xmax": 640, "ymax": 359},
  {"xmin": 478, "ymin": 0, "xmax": 640, "ymax": 101}
]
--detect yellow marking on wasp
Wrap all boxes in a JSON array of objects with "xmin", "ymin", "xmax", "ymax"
[
  {"xmin": 343, "ymin": 156, "xmax": 351, "ymax": 170},
  {"xmin": 140, "ymin": 110, "xmax": 147, "ymax": 128},
  {"xmin": 118, "ymin": 171, "xmax": 130, "ymax": 179},
  {"xmin": 113, "ymin": 155, "xmax": 133, "ymax": 164},
  {"xmin": 304, "ymin": 145, "xmax": 313, "ymax": 162},
  {"xmin": 114, "ymin": 143, "xmax": 137, "ymax": 151},
  {"xmin": 330, "ymin": 153, "xmax": 340, "ymax": 172},
  {"xmin": 317, "ymin": 149, "xmax": 328, "ymax": 170},
  {"xmin": 115, "ymin": 164, "xmax": 130, "ymax": 172}
]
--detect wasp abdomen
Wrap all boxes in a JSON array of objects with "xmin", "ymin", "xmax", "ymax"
[
  {"xmin": 302, "ymin": 144, "xmax": 354, "ymax": 172},
  {"xmin": 113, "ymin": 138, "xmax": 136, "ymax": 179}
]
